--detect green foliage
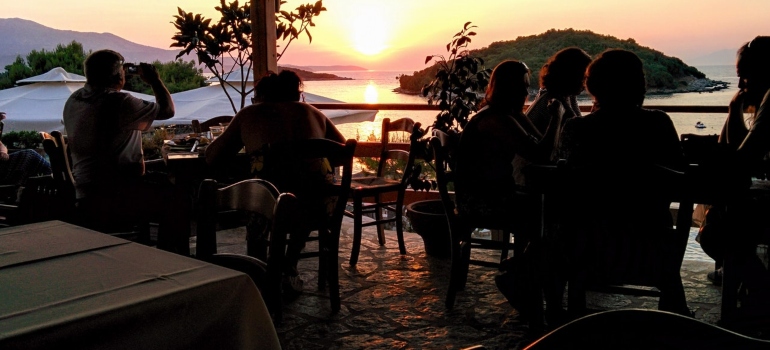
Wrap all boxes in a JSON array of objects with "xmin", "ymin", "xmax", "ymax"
[
  {"xmin": 124, "ymin": 59, "xmax": 207, "ymax": 94},
  {"xmin": 400, "ymin": 28, "xmax": 707, "ymax": 93},
  {"xmin": 1, "ymin": 131, "xmax": 43, "ymax": 149},
  {"xmin": 276, "ymin": 0, "xmax": 326, "ymax": 60},
  {"xmin": 421, "ymin": 22, "xmax": 491, "ymax": 134},
  {"xmin": 0, "ymin": 41, "xmax": 88, "ymax": 90},
  {"xmin": 171, "ymin": 0, "xmax": 326, "ymax": 113},
  {"xmin": 0, "ymin": 57, "xmax": 33, "ymax": 90}
]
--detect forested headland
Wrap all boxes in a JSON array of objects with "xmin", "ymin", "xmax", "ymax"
[{"xmin": 397, "ymin": 29, "xmax": 726, "ymax": 95}]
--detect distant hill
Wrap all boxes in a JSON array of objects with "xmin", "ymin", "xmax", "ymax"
[
  {"xmin": 281, "ymin": 64, "xmax": 367, "ymax": 72},
  {"xmin": 398, "ymin": 29, "xmax": 720, "ymax": 95},
  {"xmin": 279, "ymin": 66, "xmax": 353, "ymax": 81},
  {"xmin": 0, "ymin": 18, "xmax": 354, "ymax": 82},
  {"xmin": 0, "ymin": 18, "xmax": 179, "ymax": 70},
  {"xmin": 687, "ymin": 49, "xmax": 736, "ymax": 66}
]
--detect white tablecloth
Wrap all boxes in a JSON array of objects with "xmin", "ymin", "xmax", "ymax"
[{"xmin": 0, "ymin": 220, "xmax": 280, "ymax": 350}]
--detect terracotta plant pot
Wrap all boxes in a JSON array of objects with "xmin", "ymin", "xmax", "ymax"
[{"xmin": 405, "ymin": 199, "xmax": 451, "ymax": 259}]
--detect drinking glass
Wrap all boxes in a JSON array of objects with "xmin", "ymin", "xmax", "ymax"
[{"xmin": 209, "ymin": 126, "xmax": 224, "ymax": 139}]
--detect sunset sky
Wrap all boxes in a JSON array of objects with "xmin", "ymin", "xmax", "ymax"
[{"xmin": 4, "ymin": 0, "xmax": 769, "ymax": 70}]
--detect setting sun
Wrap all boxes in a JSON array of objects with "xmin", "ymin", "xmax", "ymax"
[{"xmin": 349, "ymin": 3, "xmax": 390, "ymax": 56}]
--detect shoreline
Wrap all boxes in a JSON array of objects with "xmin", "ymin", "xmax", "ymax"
[{"xmin": 394, "ymin": 78, "xmax": 731, "ymax": 96}]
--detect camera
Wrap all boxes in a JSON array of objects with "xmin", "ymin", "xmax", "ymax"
[{"xmin": 123, "ymin": 63, "xmax": 139, "ymax": 75}]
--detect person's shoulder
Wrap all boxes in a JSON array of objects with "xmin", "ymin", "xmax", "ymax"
[{"xmin": 638, "ymin": 107, "xmax": 674, "ymax": 124}]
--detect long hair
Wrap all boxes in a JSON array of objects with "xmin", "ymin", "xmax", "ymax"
[
  {"xmin": 481, "ymin": 60, "xmax": 530, "ymax": 110},
  {"xmin": 737, "ymin": 36, "xmax": 770, "ymax": 90},
  {"xmin": 539, "ymin": 47, "xmax": 591, "ymax": 96},
  {"xmin": 585, "ymin": 49, "xmax": 646, "ymax": 108}
]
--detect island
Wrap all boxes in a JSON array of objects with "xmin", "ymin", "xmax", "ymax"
[
  {"xmin": 279, "ymin": 66, "xmax": 354, "ymax": 81},
  {"xmin": 396, "ymin": 28, "xmax": 728, "ymax": 95}
]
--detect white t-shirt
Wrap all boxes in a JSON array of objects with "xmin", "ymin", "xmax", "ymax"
[{"xmin": 63, "ymin": 84, "xmax": 159, "ymax": 198}]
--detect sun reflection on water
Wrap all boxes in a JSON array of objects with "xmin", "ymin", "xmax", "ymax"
[{"xmin": 364, "ymin": 82, "xmax": 378, "ymax": 103}]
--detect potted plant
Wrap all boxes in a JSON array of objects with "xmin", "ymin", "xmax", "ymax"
[{"xmin": 405, "ymin": 22, "xmax": 490, "ymax": 258}]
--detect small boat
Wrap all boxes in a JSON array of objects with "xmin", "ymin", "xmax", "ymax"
[{"xmin": 695, "ymin": 121, "xmax": 706, "ymax": 129}]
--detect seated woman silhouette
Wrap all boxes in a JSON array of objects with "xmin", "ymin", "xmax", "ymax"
[
  {"xmin": 700, "ymin": 36, "xmax": 770, "ymax": 287},
  {"xmin": 206, "ymin": 70, "xmax": 346, "ymax": 296},
  {"xmin": 454, "ymin": 60, "xmax": 562, "ymax": 322},
  {"xmin": 557, "ymin": 49, "xmax": 688, "ymax": 315},
  {"xmin": 514, "ymin": 47, "xmax": 591, "ymax": 187}
]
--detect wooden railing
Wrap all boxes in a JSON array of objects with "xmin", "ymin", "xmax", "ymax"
[
  {"xmin": 310, "ymin": 103, "xmax": 728, "ymax": 114},
  {"xmin": 310, "ymin": 103, "xmax": 728, "ymax": 157},
  {"xmin": 310, "ymin": 103, "xmax": 728, "ymax": 204}
]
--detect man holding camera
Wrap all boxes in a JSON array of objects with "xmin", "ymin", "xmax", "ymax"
[{"xmin": 63, "ymin": 49, "xmax": 190, "ymax": 254}]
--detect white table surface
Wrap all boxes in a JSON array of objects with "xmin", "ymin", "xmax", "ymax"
[{"xmin": 0, "ymin": 220, "xmax": 280, "ymax": 350}]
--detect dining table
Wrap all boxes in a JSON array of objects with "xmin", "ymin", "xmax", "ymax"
[{"xmin": 0, "ymin": 220, "xmax": 280, "ymax": 350}]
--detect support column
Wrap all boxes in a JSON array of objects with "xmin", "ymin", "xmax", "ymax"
[{"xmin": 251, "ymin": 0, "xmax": 278, "ymax": 100}]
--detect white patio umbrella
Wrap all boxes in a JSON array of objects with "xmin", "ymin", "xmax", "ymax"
[
  {"xmin": 0, "ymin": 67, "xmax": 154, "ymax": 133},
  {"xmin": 165, "ymin": 84, "xmax": 377, "ymax": 126}
]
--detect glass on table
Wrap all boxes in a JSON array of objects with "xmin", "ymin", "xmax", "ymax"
[{"xmin": 209, "ymin": 126, "xmax": 224, "ymax": 139}]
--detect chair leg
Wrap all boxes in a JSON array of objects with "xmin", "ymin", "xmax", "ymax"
[
  {"xmin": 500, "ymin": 231, "xmax": 511, "ymax": 264},
  {"xmin": 374, "ymin": 196, "xmax": 386, "ymax": 246},
  {"xmin": 458, "ymin": 241, "xmax": 472, "ymax": 290},
  {"xmin": 349, "ymin": 197, "xmax": 363, "ymax": 266},
  {"xmin": 328, "ymin": 226, "xmax": 342, "ymax": 313},
  {"xmin": 446, "ymin": 239, "xmax": 463, "ymax": 309},
  {"xmin": 395, "ymin": 200, "xmax": 407, "ymax": 255},
  {"xmin": 315, "ymin": 229, "xmax": 329, "ymax": 291}
]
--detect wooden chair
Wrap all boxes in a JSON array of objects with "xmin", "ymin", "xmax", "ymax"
[
  {"xmin": 346, "ymin": 118, "xmax": 417, "ymax": 265},
  {"xmin": 42, "ymin": 130, "xmax": 151, "ymax": 243},
  {"xmin": 523, "ymin": 309, "xmax": 770, "ymax": 350},
  {"xmin": 263, "ymin": 138, "xmax": 356, "ymax": 312},
  {"xmin": 197, "ymin": 178, "xmax": 297, "ymax": 324},
  {"xmin": 191, "ymin": 115, "xmax": 234, "ymax": 134},
  {"xmin": 558, "ymin": 161, "xmax": 691, "ymax": 316},
  {"xmin": 431, "ymin": 130, "xmax": 522, "ymax": 310}
]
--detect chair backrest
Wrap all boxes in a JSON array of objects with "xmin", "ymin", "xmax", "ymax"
[
  {"xmin": 192, "ymin": 116, "xmax": 234, "ymax": 133},
  {"xmin": 680, "ymin": 133, "xmax": 720, "ymax": 166},
  {"xmin": 265, "ymin": 138, "xmax": 356, "ymax": 229},
  {"xmin": 197, "ymin": 178, "xmax": 297, "ymax": 323},
  {"xmin": 558, "ymin": 160, "xmax": 688, "ymax": 287},
  {"xmin": 377, "ymin": 117, "xmax": 417, "ymax": 181},
  {"xmin": 197, "ymin": 178, "xmax": 287, "ymax": 260},
  {"xmin": 523, "ymin": 309, "xmax": 770, "ymax": 350},
  {"xmin": 43, "ymin": 131, "xmax": 76, "ymax": 186}
]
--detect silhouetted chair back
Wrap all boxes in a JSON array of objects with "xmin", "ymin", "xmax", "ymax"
[
  {"xmin": 523, "ymin": 309, "xmax": 770, "ymax": 350},
  {"xmin": 263, "ymin": 138, "xmax": 356, "ymax": 312},
  {"xmin": 39, "ymin": 131, "xmax": 77, "ymax": 222},
  {"xmin": 43, "ymin": 130, "xmax": 150, "ymax": 243},
  {"xmin": 431, "ymin": 129, "xmax": 519, "ymax": 309},
  {"xmin": 346, "ymin": 118, "xmax": 417, "ymax": 265},
  {"xmin": 558, "ymin": 160, "xmax": 691, "ymax": 315},
  {"xmin": 192, "ymin": 116, "xmax": 234, "ymax": 134},
  {"xmin": 197, "ymin": 178, "xmax": 297, "ymax": 323}
]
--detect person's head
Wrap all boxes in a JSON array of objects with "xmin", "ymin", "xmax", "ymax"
[
  {"xmin": 585, "ymin": 49, "xmax": 646, "ymax": 108},
  {"xmin": 539, "ymin": 47, "xmax": 591, "ymax": 96},
  {"xmin": 483, "ymin": 60, "xmax": 530, "ymax": 110},
  {"xmin": 737, "ymin": 36, "xmax": 770, "ymax": 106},
  {"xmin": 254, "ymin": 70, "xmax": 304, "ymax": 103},
  {"xmin": 84, "ymin": 50, "xmax": 125, "ymax": 89}
]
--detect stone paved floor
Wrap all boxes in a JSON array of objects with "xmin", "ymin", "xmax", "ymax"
[{"xmin": 209, "ymin": 219, "xmax": 725, "ymax": 350}]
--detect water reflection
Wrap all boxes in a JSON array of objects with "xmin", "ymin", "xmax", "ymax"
[{"xmin": 364, "ymin": 82, "xmax": 378, "ymax": 103}]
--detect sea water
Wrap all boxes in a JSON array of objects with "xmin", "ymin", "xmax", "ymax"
[
  {"xmin": 304, "ymin": 65, "xmax": 738, "ymax": 145},
  {"xmin": 304, "ymin": 66, "xmax": 737, "ymax": 263}
]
